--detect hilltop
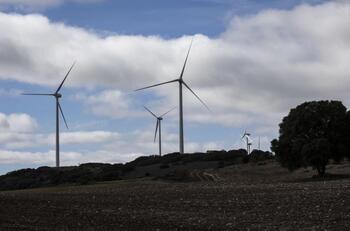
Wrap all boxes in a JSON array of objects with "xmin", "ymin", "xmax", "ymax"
[{"xmin": 0, "ymin": 149, "xmax": 273, "ymax": 191}]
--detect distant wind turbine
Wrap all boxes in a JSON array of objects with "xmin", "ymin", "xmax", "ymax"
[
  {"xmin": 22, "ymin": 62, "xmax": 75, "ymax": 168},
  {"xmin": 144, "ymin": 106, "xmax": 176, "ymax": 156},
  {"xmin": 136, "ymin": 39, "xmax": 210, "ymax": 154},
  {"xmin": 242, "ymin": 130, "xmax": 252, "ymax": 155}
]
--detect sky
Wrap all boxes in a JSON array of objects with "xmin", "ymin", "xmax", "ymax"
[{"xmin": 0, "ymin": 0, "xmax": 349, "ymax": 174}]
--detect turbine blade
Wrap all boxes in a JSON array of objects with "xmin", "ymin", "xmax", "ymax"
[
  {"xmin": 179, "ymin": 38, "xmax": 193, "ymax": 80},
  {"xmin": 58, "ymin": 102, "xmax": 69, "ymax": 129},
  {"xmin": 56, "ymin": 62, "xmax": 76, "ymax": 94},
  {"xmin": 135, "ymin": 79, "xmax": 178, "ymax": 91},
  {"xmin": 182, "ymin": 81, "xmax": 211, "ymax": 112},
  {"xmin": 144, "ymin": 106, "xmax": 158, "ymax": 118},
  {"xmin": 154, "ymin": 120, "xmax": 159, "ymax": 142},
  {"xmin": 160, "ymin": 106, "xmax": 177, "ymax": 117},
  {"xmin": 22, "ymin": 93, "xmax": 54, "ymax": 96},
  {"xmin": 241, "ymin": 130, "xmax": 246, "ymax": 139}
]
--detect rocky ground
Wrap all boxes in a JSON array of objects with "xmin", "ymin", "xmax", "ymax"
[{"xmin": 0, "ymin": 161, "xmax": 349, "ymax": 230}]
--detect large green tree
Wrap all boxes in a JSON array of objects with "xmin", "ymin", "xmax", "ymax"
[{"xmin": 271, "ymin": 100, "xmax": 349, "ymax": 177}]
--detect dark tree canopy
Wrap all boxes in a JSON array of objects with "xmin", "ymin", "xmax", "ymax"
[{"xmin": 271, "ymin": 100, "xmax": 349, "ymax": 176}]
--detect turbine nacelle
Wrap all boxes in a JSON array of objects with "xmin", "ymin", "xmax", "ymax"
[
  {"xmin": 135, "ymin": 38, "xmax": 210, "ymax": 154},
  {"xmin": 143, "ymin": 106, "xmax": 176, "ymax": 156},
  {"xmin": 241, "ymin": 130, "xmax": 253, "ymax": 155},
  {"xmin": 22, "ymin": 62, "xmax": 75, "ymax": 167},
  {"xmin": 55, "ymin": 93, "xmax": 62, "ymax": 98}
]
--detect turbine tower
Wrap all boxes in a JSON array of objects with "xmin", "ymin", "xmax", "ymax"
[
  {"xmin": 135, "ymin": 39, "xmax": 210, "ymax": 154},
  {"xmin": 144, "ymin": 106, "xmax": 176, "ymax": 156},
  {"xmin": 242, "ymin": 130, "xmax": 252, "ymax": 155},
  {"xmin": 22, "ymin": 62, "xmax": 75, "ymax": 168}
]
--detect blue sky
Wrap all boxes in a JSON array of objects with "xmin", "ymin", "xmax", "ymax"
[
  {"xmin": 0, "ymin": 0, "xmax": 348, "ymax": 174},
  {"xmin": 45, "ymin": 0, "xmax": 325, "ymax": 37}
]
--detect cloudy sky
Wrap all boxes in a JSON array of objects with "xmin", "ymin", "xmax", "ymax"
[{"xmin": 0, "ymin": 0, "xmax": 349, "ymax": 174}]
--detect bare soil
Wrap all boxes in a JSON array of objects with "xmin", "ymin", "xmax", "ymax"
[{"xmin": 0, "ymin": 161, "xmax": 349, "ymax": 230}]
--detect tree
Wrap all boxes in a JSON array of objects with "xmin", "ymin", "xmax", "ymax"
[
  {"xmin": 271, "ymin": 100, "xmax": 349, "ymax": 177},
  {"xmin": 345, "ymin": 111, "xmax": 350, "ymax": 159}
]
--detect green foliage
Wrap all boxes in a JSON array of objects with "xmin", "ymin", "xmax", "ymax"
[{"xmin": 271, "ymin": 100, "xmax": 349, "ymax": 176}]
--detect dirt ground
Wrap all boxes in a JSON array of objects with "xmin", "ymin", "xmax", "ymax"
[{"xmin": 0, "ymin": 161, "xmax": 349, "ymax": 230}]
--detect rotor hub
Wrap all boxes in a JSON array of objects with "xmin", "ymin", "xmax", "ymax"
[{"xmin": 55, "ymin": 93, "xmax": 62, "ymax": 98}]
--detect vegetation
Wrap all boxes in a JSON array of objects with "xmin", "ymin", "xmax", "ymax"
[
  {"xmin": 248, "ymin": 150, "xmax": 274, "ymax": 163},
  {"xmin": 0, "ymin": 149, "xmax": 273, "ymax": 191},
  {"xmin": 0, "ymin": 163, "xmax": 124, "ymax": 191},
  {"xmin": 271, "ymin": 100, "xmax": 350, "ymax": 177}
]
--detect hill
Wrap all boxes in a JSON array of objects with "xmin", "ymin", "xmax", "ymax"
[
  {"xmin": 0, "ymin": 159, "xmax": 349, "ymax": 230},
  {"xmin": 0, "ymin": 149, "xmax": 274, "ymax": 191}
]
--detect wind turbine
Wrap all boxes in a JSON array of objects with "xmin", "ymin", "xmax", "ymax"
[
  {"xmin": 144, "ymin": 106, "xmax": 176, "ymax": 156},
  {"xmin": 242, "ymin": 130, "xmax": 252, "ymax": 155},
  {"xmin": 135, "ymin": 39, "xmax": 210, "ymax": 154},
  {"xmin": 22, "ymin": 62, "xmax": 75, "ymax": 168}
]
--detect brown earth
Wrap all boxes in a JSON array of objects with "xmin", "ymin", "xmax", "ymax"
[{"xmin": 0, "ymin": 161, "xmax": 349, "ymax": 230}]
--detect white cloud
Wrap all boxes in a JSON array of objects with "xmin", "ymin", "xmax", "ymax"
[
  {"xmin": 75, "ymin": 90, "xmax": 143, "ymax": 119},
  {"xmin": 0, "ymin": 133, "xmax": 34, "ymax": 149},
  {"xmin": 59, "ymin": 131, "xmax": 120, "ymax": 144},
  {"xmin": 0, "ymin": 114, "xmax": 10, "ymax": 130},
  {"xmin": 0, "ymin": 149, "xmax": 82, "ymax": 165},
  {"xmin": 0, "ymin": 113, "xmax": 38, "ymax": 132},
  {"xmin": 0, "ymin": 113, "xmax": 120, "ymax": 149},
  {"xmin": 1, "ymin": 2, "xmax": 348, "ymax": 134},
  {"xmin": 0, "ymin": 148, "xmax": 148, "ymax": 167},
  {"xmin": 0, "ymin": 12, "xmax": 189, "ymax": 89},
  {"xmin": 1, "ymin": 2, "xmax": 350, "ymax": 162},
  {"xmin": 0, "ymin": 140, "xmax": 226, "ymax": 167},
  {"xmin": 0, "ymin": 112, "xmax": 234, "ymax": 168},
  {"xmin": 7, "ymin": 113, "xmax": 38, "ymax": 132},
  {"xmin": 0, "ymin": 130, "xmax": 121, "ymax": 149},
  {"xmin": 0, "ymin": 128, "xmax": 221, "ymax": 167}
]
